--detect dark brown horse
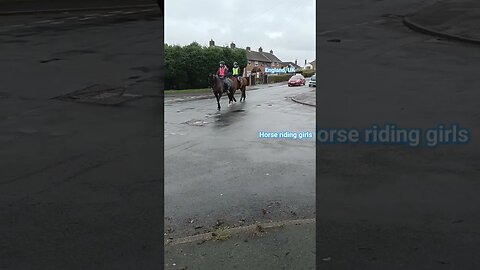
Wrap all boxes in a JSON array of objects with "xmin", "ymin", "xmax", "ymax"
[
  {"xmin": 227, "ymin": 76, "xmax": 249, "ymax": 102},
  {"xmin": 208, "ymin": 74, "xmax": 235, "ymax": 110}
]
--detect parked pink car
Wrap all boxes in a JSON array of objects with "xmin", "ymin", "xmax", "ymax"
[{"xmin": 288, "ymin": 74, "xmax": 306, "ymax": 86}]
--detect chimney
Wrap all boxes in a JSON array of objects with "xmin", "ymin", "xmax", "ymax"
[
  {"xmin": 258, "ymin": 47, "xmax": 263, "ymax": 52},
  {"xmin": 246, "ymin": 46, "xmax": 251, "ymax": 51},
  {"xmin": 230, "ymin": 42, "xmax": 236, "ymax": 49},
  {"xmin": 305, "ymin": 59, "xmax": 307, "ymax": 65},
  {"xmin": 270, "ymin": 49, "xmax": 273, "ymax": 54},
  {"xmin": 295, "ymin": 59, "xmax": 297, "ymax": 65},
  {"xmin": 209, "ymin": 39, "xmax": 215, "ymax": 47}
]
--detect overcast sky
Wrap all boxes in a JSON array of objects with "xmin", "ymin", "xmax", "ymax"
[{"xmin": 165, "ymin": 0, "xmax": 315, "ymax": 64}]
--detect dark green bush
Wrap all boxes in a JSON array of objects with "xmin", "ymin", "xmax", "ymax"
[{"xmin": 165, "ymin": 42, "xmax": 247, "ymax": 90}]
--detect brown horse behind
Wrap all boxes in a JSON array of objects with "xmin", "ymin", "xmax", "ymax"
[{"xmin": 227, "ymin": 76, "xmax": 248, "ymax": 102}]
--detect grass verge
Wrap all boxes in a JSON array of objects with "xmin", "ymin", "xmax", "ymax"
[{"xmin": 212, "ymin": 226, "xmax": 231, "ymax": 241}]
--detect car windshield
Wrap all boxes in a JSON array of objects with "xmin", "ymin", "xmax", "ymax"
[{"xmin": 291, "ymin": 75, "xmax": 302, "ymax": 79}]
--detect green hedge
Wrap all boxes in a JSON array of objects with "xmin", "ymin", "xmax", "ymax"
[
  {"xmin": 267, "ymin": 70, "xmax": 315, "ymax": 84},
  {"xmin": 165, "ymin": 42, "xmax": 247, "ymax": 90},
  {"xmin": 295, "ymin": 69, "xmax": 315, "ymax": 77},
  {"xmin": 267, "ymin": 74, "xmax": 291, "ymax": 83}
]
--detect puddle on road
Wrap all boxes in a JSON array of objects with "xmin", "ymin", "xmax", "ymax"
[
  {"xmin": 182, "ymin": 119, "xmax": 209, "ymax": 126},
  {"xmin": 180, "ymin": 105, "xmax": 247, "ymax": 128}
]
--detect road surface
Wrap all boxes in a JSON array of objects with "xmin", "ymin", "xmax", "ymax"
[
  {"xmin": 0, "ymin": 7, "xmax": 163, "ymax": 269},
  {"xmin": 164, "ymin": 83, "xmax": 316, "ymax": 238},
  {"xmin": 317, "ymin": 0, "xmax": 480, "ymax": 269}
]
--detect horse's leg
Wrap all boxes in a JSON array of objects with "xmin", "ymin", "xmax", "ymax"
[
  {"xmin": 232, "ymin": 88, "xmax": 237, "ymax": 102},
  {"xmin": 227, "ymin": 87, "xmax": 234, "ymax": 104},
  {"xmin": 215, "ymin": 91, "xmax": 221, "ymax": 110}
]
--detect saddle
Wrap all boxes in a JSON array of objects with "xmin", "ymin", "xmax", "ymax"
[{"xmin": 222, "ymin": 77, "xmax": 232, "ymax": 93}]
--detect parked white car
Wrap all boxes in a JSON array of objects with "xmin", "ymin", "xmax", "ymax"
[{"xmin": 309, "ymin": 74, "xmax": 316, "ymax": 87}]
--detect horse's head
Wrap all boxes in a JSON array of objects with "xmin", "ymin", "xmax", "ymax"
[{"xmin": 207, "ymin": 74, "xmax": 215, "ymax": 88}]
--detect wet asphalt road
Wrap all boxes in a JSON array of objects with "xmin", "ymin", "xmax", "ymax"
[
  {"xmin": 318, "ymin": 0, "xmax": 480, "ymax": 269},
  {"xmin": 0, "ymin": 9, "xmax": 162, "ymax": 269},
  {"xmin": 165, "ymin": 84, "xmax": 315, "ymax": 238}
]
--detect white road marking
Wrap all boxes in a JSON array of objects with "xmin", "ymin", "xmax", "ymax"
[
  {"xmin": 49, "ymin": 21, "xmax": 64, "ymax": 25},
  {"xmin": 318, "ymin": 30, "xmax": 334, "ymax": 35},
  {"xmin": 35, "ymin": 20, "xmax": 53, "ymax": 24}
]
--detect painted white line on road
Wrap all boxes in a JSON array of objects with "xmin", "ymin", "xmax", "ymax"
[
  {"xmin": 318, "ymin": 30, "xmax": 333, "ymax": 36},
  {"xmin": 65, "ymin": 16, "xmax": 79, "ymax": 20},
  {"xmin": 78, "ymin": 17, "xmax": 92, "ymax": 21},
  {"xmin": 49, "ymin": 21, "xmax": 64, "ymax": 25},
  {"xmin": 35, "ymin": 20, "xmax": 53, "ymax": 24}
]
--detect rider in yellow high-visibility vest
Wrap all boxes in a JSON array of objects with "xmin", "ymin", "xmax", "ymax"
[
  {"xmin": 232, "ymin": 62, "xmax": 241, "ymax": 84},
  {"xmin": 232, "ymin": 62, "xmax": 240, "ymax": 76}
]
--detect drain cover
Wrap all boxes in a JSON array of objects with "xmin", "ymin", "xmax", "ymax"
[{"xmin": 52, "ymin": 84, "xmax": 141, "ymax": 105}]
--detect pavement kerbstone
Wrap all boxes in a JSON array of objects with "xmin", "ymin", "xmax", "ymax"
[
  {"xmin": 165, "ymin": 219, "xmax": 315, "ymax": 270},
  {"xmin": 403, "ymin": 0, "xmax": 480, "ymax": 44},
  {"xmin": 291, "ymin": 90, "xmax": 316, "ymax": 107}
]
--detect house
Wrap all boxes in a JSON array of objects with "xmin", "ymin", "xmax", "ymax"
[
  {"xmin": 310, "ymin": 60, "xmax": 316, "ymax": 70},
  {"xmin": 208, "ymin": 39, "xmax": 283, "ymax": 75},
  {"xmin": 245, "ymin": 47, "xmax": 282, "ymax": 74},
  {"xmin": 280, "ymin": 60, "xmax": 301, "ymax": 69},
  {"xmin": 300, "ymin": 59, "xmax": 314, "ymax": 70}
]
